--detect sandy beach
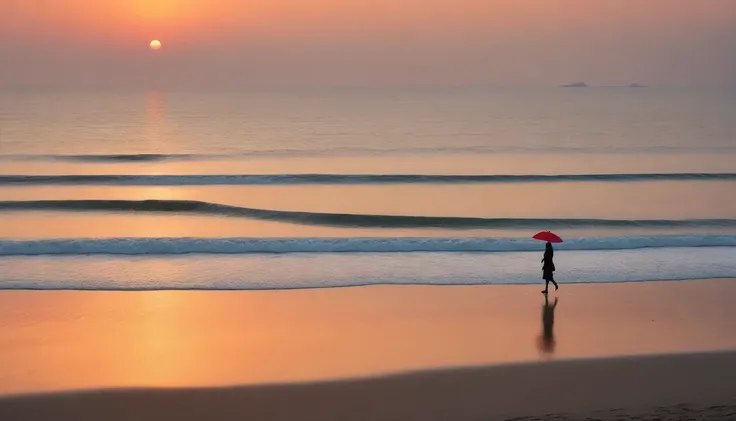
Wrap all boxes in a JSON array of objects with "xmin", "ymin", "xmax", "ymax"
[
  {"xmin": 1, "ymin": 352, "xmax": 735, "ymax": 420},
  {"xmin": 1, "ymin": 279, "xmax": 735, "ymax": 419}
]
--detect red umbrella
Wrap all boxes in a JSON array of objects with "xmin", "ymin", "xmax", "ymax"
[{"xmin": 533, "ymin": 231, "xmax": 563, "ymax": 243}]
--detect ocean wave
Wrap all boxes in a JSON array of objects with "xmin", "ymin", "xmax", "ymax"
[
  {"xmin": 1, "ymin": 235, "xmax": 735, "ymax": 256},
  {"xmin": 47, "ymin": 153, "xmax": 193, "ymax": 162},
  {"xmin": 0, "ymin": 153, "xmax": 226, "ymax": 162},
  {"xmin": 0, "ymin": 148, "xmax": 475, "ymax": 162},
  {"xmin": 2, "ymin": 199, "xmax": 736, "ymax": 229},
  {"xmin": 0, "ymin": 153, "xmax": 196, "ymax": 162},
  {"xmin": 2, "ymin": 144, "xmax": 735, "ymax": 163},
  {"xmin": 1, "ymin": 172, "xmax": 736, "ymax": 186}
]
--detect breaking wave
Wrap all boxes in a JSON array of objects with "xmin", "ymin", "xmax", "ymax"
[
  {"xmin": 1, "ymin": 235, "xmax": 735, "ymax": 256},
  {"xmin": 0, "ymin": 173, "xmax": 735, "ymax": 186},
  {"xmin": 1, "ymin": 199, "xmax": 736, "ymax": 229}
]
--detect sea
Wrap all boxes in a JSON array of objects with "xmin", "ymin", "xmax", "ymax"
[{"xmin": 0, "ymin": 86, "xmax": 735, "ymax": 290}]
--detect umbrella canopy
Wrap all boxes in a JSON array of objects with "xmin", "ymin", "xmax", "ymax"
[{"xmin": 533, "ymin": 231, "xmax": 563, "ymax": 243}]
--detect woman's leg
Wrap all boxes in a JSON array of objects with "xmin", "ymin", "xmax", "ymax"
[
  {"xmin": 542, "ymin": 280, "xmax": 549, "ymax": 293},
  {"xmin": 551, "ymin": 277, "xmax": 559, "ymax": 290}
]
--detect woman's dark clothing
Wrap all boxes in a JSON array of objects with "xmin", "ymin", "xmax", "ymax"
[
  {"xmin": 542, "ymin": 247, "xmax": 555, "ymax": 280},
  {"xmin": 541, "ymin": 243, "xmax": 558, "ymax": 292}
]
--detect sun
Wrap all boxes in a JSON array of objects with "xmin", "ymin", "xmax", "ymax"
[{"xmin": 149, "ymin": 40, "xmax": 162, "ymax": 50}]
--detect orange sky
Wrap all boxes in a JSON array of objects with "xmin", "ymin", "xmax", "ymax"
[{"xmin": 2, "ymin": 0, "xmax": 736, "ymax": 88}]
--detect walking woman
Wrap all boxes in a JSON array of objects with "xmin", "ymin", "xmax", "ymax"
[{"xmin": 541, "ymin": 241, "xmax": 558, "ymax": 294}]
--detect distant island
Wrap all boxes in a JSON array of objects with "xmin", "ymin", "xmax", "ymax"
[{"xmin": 560, "ymin": 82, "xmax": 648, "ymax": 88}]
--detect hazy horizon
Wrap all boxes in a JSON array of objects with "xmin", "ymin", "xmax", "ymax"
[{"xmin": 2, "ymin": 0, "xmax": 736, "ymax": 89}]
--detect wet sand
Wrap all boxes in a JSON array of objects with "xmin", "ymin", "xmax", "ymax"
[{"xmin": 0, "ymin": 279, "xmax": 735, "ymax": 419}]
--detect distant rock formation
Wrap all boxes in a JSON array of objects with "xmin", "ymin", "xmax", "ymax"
[{"xmin": 560, "ymin": 82, "xmax": 648, "ymax": 88}]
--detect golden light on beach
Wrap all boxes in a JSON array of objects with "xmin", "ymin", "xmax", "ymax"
[{"xmin": 150, "ymin": 40, "xmax": 162, "ymax": 50}]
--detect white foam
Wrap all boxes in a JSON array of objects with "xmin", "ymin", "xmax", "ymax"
[{"xmin": 1, "ymin": 235, "xmax": 735, "ymax": 256}]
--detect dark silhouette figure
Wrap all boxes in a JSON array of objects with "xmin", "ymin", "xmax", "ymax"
[
  {"xmin": 541, "ymin": 241, "xmax": 558, "ymax": 294},
  {"xmin": 538, "ymin": 295, "xmax": 558, "ymax": 354}
]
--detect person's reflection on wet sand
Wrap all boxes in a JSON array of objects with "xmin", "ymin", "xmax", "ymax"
[{"xmin": 538, "ymin": 295, "xmax": 558, "ymax": 354}]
